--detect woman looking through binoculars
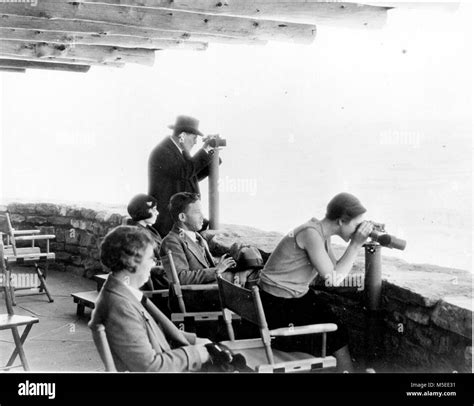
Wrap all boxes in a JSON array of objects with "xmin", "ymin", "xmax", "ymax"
[{"xmin": 257, "ymin": 192, "xmax": 374, "ymax": 372}]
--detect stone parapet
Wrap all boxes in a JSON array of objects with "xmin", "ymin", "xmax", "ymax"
[{"xmin": 4, "ymin": 204, "xmax": 472, "ymax": 372}]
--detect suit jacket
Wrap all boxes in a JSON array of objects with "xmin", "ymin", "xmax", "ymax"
[
  {"xmin": 159, "ymin": 224, "xmax": 217, "ymax": 285},
  {"xmin": 148, "ymin": 137, "xmax": 215, "ymax": 236},
  {"xmin": 89, "ymin": 274, "xmax": 203, "ymax": 372}
]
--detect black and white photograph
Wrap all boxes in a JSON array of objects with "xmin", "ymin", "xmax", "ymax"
[{"xmin": 0, "ymin": 0, "xmax": 472, "ymax": 402}]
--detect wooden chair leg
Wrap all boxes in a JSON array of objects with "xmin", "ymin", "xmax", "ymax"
[
  {"xmin": 39, "ymin": 263, "xmax": 48, "ymax": 292},
  {"xmin": 224, "ymin": 318, "xmax": 235, "ymax": 341},
  {"xmin": 6, "ymin": 324, "xmax": 34, "ymax": 369},
  {"xmin": 263, "ymin": 342, "xmax": 274, "ymax": 365},
  {"xmin": 3, "ymin": 273, "xmax": 15, "ymax": 314},
  {"xmin": 77, "ymin": 303, "xmax": 85, "ymax": 317},
  {"xmin": 10, "ymin": 285, "xmax": 17, "ymax": 306},
  {"xmin": 9, "ymin": 326, "xmax": 30, "ymax": 371},
  {"xmin": 36, "ymin": 265, "xmax": 54, "ymax": 303}
]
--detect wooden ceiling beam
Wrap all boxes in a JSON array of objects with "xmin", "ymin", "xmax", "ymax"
[
  {"xmin": 0, "ymin": 66, "xmax": 26, "ymax": 73},
  {"xmin": 83, "ymin": 0, "xmax": 389, "ymax": 28},
  {"xmin": 0, "ymin": 39, "xmax": 155, "ymax": 65},
  {"xmin": 0, "ymin": 27, "xmax": 208, "ymax": 50},
  {"xmin": 0, "ymin": 58, "xmax": 90, "ymax": 72},
  {"xmin": 0, "ymin": 1, "xmax": 315, "ymax": 43},
  {"xmin": 0, "ymin": 53, "xmax": 125, "ymax": 68},
  {"xmin": 0, "ymin": 14, "xmax": 267, "ymax": 45},
  {"xmin": 357, "ymin": 2, "xmax": 458, "ymax": 10}
]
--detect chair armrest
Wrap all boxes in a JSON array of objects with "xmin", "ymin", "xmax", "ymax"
[
  {"xmin": 12, "ymin": 230, "xmax": 41, "ymax": 235},
  {"xmin": 14, "ymin": 234, "xmax": 56, "ymax": 241},
  {"xmin": 180, "ymin": 284, "xmax": 218, "ymax": 291},
  {"xmin": 269, "ymin": 323, "xmax": 338, "ymax": 337},
  {"xmin": 171, "ymin": 311, "xmax": 222, "ymax": 321},
  {"xmin": 143, "ymin": 289, "xmax": 169, "ymax": 298}
]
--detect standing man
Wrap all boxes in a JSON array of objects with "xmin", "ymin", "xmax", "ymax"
[{"xmin": 148, "ymin": 115, "xmax": 218, "ymax": 237}]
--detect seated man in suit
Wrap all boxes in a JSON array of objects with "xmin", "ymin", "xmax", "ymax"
[
  {"xmin": 159, "ymin": 192, "xmax": 236, "ymax": 310},
  {"xmin": 89, "ymin": 225, "xmax": 212, "ymax": 372}
]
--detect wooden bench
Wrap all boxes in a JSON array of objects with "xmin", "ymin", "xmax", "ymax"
[
  {"xmin": 71, "ymin": 291, "xmax": 99, "ymax": 316},
  {"xmin": 73, "ymin": 274, "xmax": 170, "ymax": 317},
  {"xmin": 93, "ymin": 272, "xmax": 169, "ymax": 298},
  {"xmin": 93, "ymin": 273, "xmax": 108, "ymax": 292}
]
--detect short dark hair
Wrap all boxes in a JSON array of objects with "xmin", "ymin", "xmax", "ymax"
[
  {"xmin": 127, "ymin": 194, "xmax": 158, "ymax": 222},
  {"xmin": 100, "ymin": 226, "xmax": 154, "ymax": 273},
  {"xmin": 168, "ymin": 192, "xmax": 200, "ymax": 223},
  {"xmin": 326, "ymin": 193, "xmax": 366, "ymax": 223}
]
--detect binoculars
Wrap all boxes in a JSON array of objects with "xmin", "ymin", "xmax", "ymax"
[
  {"xmin": 363, "ymin": 221, "xmax": 406, "ymax": 251},
  {"xmin": 204, "ymin": 134, "xmax": 227, "ymax": 148},
  {"xmin": 204, "ymin": 342, "xmax": 248, "ymax": 372}
]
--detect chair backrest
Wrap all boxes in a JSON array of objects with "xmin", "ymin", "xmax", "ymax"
[
  {"xmin": 90, "ymin": 323, "xmax": 117, "ymax": 372},
  {"xmin": 0, "ymin": 239, "xmax": 15, "ymax": 315},
  {"xmin": 0, "ymin": 210, "xmax": 16, "ymax": 253},
  {"xmin": 217, "ymin": 275, "xmax": 261, "ymax": 325},
  {"xmin": 217, "ymin": 275, "xmax": 274, "ymax": 364},
  {"xmin": 166, "ymin": 249, "xmax": 187, "ymax": 313},
  {"xmin": 0, "ymin": 207, "xmax": 12, "ymax": 233},
  {"xmin": 0, "ymin": 210, "xmax": 52, "ymax": 257}
]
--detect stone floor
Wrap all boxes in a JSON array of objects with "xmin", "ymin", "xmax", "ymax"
[{"xmin": 0, "ymin": 269, "xmax": 103, "ymax": 372}]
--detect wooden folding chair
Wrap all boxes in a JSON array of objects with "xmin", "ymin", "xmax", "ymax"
[
  {"xmin": 167, "ymin": 249, "xmax": 221, "ymax": 325},
  {"xmin": 0, "ymin": 209, "xmax": 55, "ymax": 304},
  {"xmin": 216, "ymin": 275, "xmax": 338, "ymax": 373},
  {"xmin": 0, "ymin": 240, "xmax": 39, "ymax": 371},
  {"xmin": 89, "ymin": 323, "xmax": 117, "ymax": 372},
  {"xmin": 166, "ymin": 250, "xmax": 240, "ymax": 340}
]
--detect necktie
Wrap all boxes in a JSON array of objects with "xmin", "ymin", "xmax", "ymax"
[{"xmin": 196, "ymin": 234, "xmax": 215, "ymax": 267}]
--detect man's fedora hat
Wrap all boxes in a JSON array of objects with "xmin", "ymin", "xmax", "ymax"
[{"xmin": 168, "ymin": 115, "xmax": 204, "ymax": 136}]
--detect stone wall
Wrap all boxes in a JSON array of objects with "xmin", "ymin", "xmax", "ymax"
[
  {"xmin": 203, "ymin": 224, "xmax": 472, "ymax": 373},
  {"xmin": 4, "ymin": 202, "xmax": 472, "ymax": 372},
  {"xmin": 5, "ymin": 202, "xmax": 128, "ymax": 278}
]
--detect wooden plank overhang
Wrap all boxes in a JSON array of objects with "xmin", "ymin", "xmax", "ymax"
[
  {"xmin": 0, "ymin": 0, "xmax": 394, "ymax": 73},
  {"xmin": 0, "ymin": 58, "xmax": 91, "ymax": 72},
  {"xmin": 0, "ymin": 66, "xmax": 26, "ymax": 73},
  {"xmin": 89, "ymin": 0, "xmax": 390, "ymax": 27}
]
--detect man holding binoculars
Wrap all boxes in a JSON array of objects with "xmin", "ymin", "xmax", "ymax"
[{"xmin": 148, "ymin": 115, "xmax": 224, "ymax": 237}]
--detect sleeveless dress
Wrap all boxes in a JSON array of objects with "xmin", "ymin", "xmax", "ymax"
[
  {"xmin": 257, "ymin": 218, "xmax": 348, "ymax": 355},
  {"xmin": 258, "ymin": 218, "xmax": 332, "ymax": 299}
]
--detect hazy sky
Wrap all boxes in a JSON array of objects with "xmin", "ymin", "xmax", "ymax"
[{"xmin": 0, "ymin": 3, "xmax": 472, "ymax": 269}]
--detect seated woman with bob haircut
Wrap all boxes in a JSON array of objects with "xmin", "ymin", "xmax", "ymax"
[
  {"xmin": 89, "ymin": 225, "xmax": 212, "ymax": 372},
  {"xmin": 127, "ymin": 193, "xmax": 169, "ymax": 290},
  {"xmin": 257, "ymin": 192, "xmax": 374, "ymax": 372}
]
